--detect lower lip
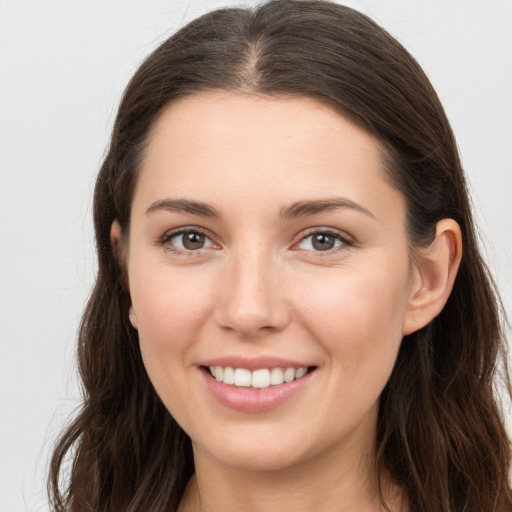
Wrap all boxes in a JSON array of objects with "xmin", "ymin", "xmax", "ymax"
[{"xmin": 201, "ymin": 368, "xmax": 314, "ymax": 413}]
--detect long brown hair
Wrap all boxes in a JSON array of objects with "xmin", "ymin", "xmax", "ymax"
[{"xmin": 48, "ymin": 1, "xmax": 511, "ymax": 510}]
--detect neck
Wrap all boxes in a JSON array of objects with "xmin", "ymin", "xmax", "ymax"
[{"xmin": 179, "ymin": 441, "xmax": 406, "ymax": 512}]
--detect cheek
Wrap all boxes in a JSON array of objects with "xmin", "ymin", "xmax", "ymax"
[
  {"xmin": 128, "ymin": 264, "xmax": 216, "ymax": 368},
  {"xmin": 292, "ymin": 262, "xmax": 410, "ymax": 377},
  {"xmin": 128, "ymin": 267, "xmax": 219, "ymax": 424}
]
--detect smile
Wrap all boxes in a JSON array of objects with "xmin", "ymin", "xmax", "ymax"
[
  {"xmin": 208, "ymin": 366, "xmax": 309, "ymax": 388},
  {"xmin": 201, "ymin": 362, "xmax": 316, "ymax": 413}
]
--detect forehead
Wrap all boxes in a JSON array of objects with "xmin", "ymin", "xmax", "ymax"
[
  {"xmin": 144, "ymin": 91, "xmax": 381, "ymax": 168},
  {"xmin": 134, "ymin": 91, "xmax": 403, "ymax": 224}
]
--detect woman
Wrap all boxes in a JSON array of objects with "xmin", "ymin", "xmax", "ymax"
[{"xmin": 48, "ymin": 1, "xmax": 512, "ymax": 511}]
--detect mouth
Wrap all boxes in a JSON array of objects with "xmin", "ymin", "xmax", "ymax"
[{"xmin": 202, "ymin": 365, "xmax": 316, "ymax": 389}]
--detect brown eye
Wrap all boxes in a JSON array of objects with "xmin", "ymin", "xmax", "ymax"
[
  {"xmin": 296, "ymin": 231, "xmax": 348, "ymax": 252},
  {"xmin": 311, "ymin": 233, "xmax": 336, "ymax": 251},
  {"xmin": 182, "ymin": 232, "xmax": 205, "ymax": 250},
  {"xmin": 165, "ymin": 230, "xmax": 213, "ymax": 251}
]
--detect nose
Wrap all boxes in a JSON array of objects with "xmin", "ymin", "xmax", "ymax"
[{"xmin": 214, "ymin": 248, "xmax": 291, "ymax": 338}]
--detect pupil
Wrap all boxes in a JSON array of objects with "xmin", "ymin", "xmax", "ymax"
[
  {"xmin": 183, "ymin": 232, "xmax": 205, "ymax": 250},
  {"xmin": 312, "ymin": 233, "xmax": 335, "ymax": 251}
]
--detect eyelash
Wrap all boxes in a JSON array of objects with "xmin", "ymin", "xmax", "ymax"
[
  {"xmin": 156, "ymin": 227, "xmax": 215, "ymax": 255},
  {"xmin": 294, "ymin": 228, "xmax": 354, "ymax": 255},
  {"xmin": 156, "ymin": 227, "xmax": 354, "ymax": 255}
]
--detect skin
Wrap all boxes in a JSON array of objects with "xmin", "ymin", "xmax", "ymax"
[{"xmin": 113, "ymin": 91, "xmax": 461, "ymax": 512}]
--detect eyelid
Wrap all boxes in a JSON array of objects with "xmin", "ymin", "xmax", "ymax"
[
  {"xmin": 292, "ymin": 227, "xmax": 355, "ymax": 252},
  {"xmin": 156, "ymin": 226, "xmax": 219, "ymax": 252}
]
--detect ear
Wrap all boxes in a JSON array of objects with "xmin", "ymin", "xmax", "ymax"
[
  {"xmin": 110, "ymin": 220, "xmax": 138, "ymax": 330},
  {"xmin": 402, "ymin": 218, "xmax": 462, "ymax": 335}
]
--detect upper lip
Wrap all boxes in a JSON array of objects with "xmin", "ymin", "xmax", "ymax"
[{"xmin": 199, "ymin": 356, "xmax": 314, "ymax": 371}]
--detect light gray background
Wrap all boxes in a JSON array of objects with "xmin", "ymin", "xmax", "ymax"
[{"xmin": 1, "ymin": 1, "xmax": 511, "ymax": 510}]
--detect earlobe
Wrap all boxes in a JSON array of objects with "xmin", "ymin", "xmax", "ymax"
[
  {"xmin": 403, "ymin": 219, "xmax": 462, "ymax": 335},
  {"xmin": 111, "ymin": 220, "xmax": 135, "ymax": 325},
  {"xmin": 129, "ymin": 305, "xmax": 138, "ymax": 329},
  {"xmin": 110, "ymin": 220, "xmax": 128, "ymax": 285},
  {"xmin": 110, "ymin": 220, "xmax": 123, "ymax": 259}
]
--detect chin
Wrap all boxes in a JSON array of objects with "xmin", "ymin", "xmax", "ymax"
[
  {"xmin": 193, "ymin": 421, "xmax": 360, "ymax": 475},
  {"xmin": 207, "ymin": 446, "xmax": 307, "ymax": 473}
]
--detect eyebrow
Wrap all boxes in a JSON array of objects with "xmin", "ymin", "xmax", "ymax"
[
  {"xmin": 145, "ymin": 196, "xmax": 374, "ymax": 220},
  {"xmin": 145, "ymin": 198, "xmax": 221, "ymax": 218},
  {"xmin": 280, "ymin": 197, "xmax": 375, "ymax": 220}
]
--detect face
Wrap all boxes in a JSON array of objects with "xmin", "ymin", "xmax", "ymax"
[{"xmin": 124, "ymin": 91, "xmax": 418, "ymax": 472}]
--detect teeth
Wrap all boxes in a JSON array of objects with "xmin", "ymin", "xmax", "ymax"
[
  {"xmin": 208, "ymin": 366, "xmax": 309, "ymax": 388},
  {"xmin": 283, "ymin": 368, "xmax": 295, "ymax": 383},
  {"xmin": 251, "ymin": 369, "xmax": 270, "ymax": 388},
  {"xmin": 295, "ymin": 367, "xmax": 308, "ymax": 379},
  {"xmin": 270, "ymin": 367, "xmax": 284, "ymax": 385},
  {"xmin": 223, "ymin": 366, "xmax": 235, "ymax": 385},
  {"xmin": 234, "ymin": 368, "xmax": 251, "ymax": 387}
]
